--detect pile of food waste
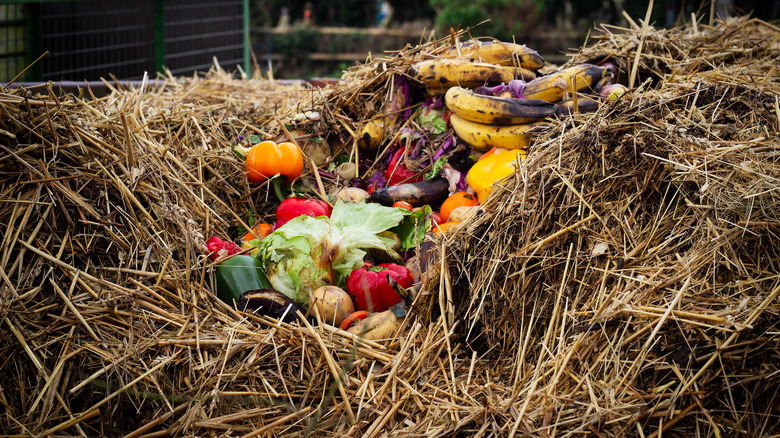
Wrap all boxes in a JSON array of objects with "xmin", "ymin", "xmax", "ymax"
[
  {"xmin": 1, "ymin": 16, "xmax": 779, "ymax": 437},
  {"xmin": 206, "ymin": 35, "xmax": 631, "ymax": 333}
]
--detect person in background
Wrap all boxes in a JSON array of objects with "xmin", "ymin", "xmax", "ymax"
[
  {"xmin": 276, "ymin": 7, "xmax": 290, "ymax": 30},
  {"xmin": 376, "ymin": 1, "xmax": 392, "ymax": 27},
  {"xmin": 303, "ymin": 2, "xmax": 313, "ymax": 26}
]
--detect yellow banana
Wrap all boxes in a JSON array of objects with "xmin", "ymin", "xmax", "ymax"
[
  {"xmin": 357, "ymin": 117, "xmax": 388, "ymax": 149},
  {"xmin": 347, "ymin": 308, "xmax": 404, "ymax": 341},
  {"xmin": 409, "ymin": 58, "xmax": 514, "ymax": 95},
  {"xmin": 444, "ymin": 86, "xmax": 557, "ymax": 125},
  {"xmin": 450, "ymin": 113, "xmax": 552, "ymax": 151},
  {"xmin": 524, "ymin": 64, "xmax": 609, "ymax": 103},
  {"xmin": 499, "ymin": 65, "xmax": 538, "ymax": 82},
  {"xmin": 442, "ymin": 40, "xmax": 545, "ymax": 70}
]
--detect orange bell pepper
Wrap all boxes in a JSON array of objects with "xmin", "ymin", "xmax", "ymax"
[{"xmin": 245, "ymin": 141, "xmax": 304, "ymax": 184}]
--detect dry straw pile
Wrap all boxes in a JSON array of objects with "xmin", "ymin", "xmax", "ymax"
[{"xmin": 2, "ymin": 15, "xmax": 779, "ymax": 437}]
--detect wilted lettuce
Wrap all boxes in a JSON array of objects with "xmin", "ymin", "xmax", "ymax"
[{"xmin": 257, "ymin": 201, "xmax": 408, "ymax": 305}]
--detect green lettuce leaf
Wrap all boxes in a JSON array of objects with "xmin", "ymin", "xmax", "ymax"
[
  {"xmin": 391, "ymin": 205, "xmax": 432, "ymax": 251},
  {"xmin": 257, "ymin": 201, "xmax": 407, "ymax": 305},
  {"xmin": 418, "ymin": 107, "xmax": 447, "ymax": 135}
]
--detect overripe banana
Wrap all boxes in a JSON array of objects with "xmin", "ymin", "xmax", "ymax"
[
  {"xmin": 450, "ymin": 113, "xmax": 552, "ymax": 151},
  {"xmin": 347, "ymin": 307, "xmax": 404, "ymax": 341},
  {"xmin": 442, "ymin": 40, "xmax": 545, "ymax": 70},
  {"xmin": 499, "ymin": 65, "xmax": 538, "ymax": 82},
  {"xmin": 524, "ymin": 64, "xmax": 609, "ymax": 103},
  {"xmin": 358, "ymin": 74, "xmax": 413, "ymax": 149},
  {"xmin": 357, "ymin": 117, "xmax": 387, "ymax": 149},
  {"xmin": 554, "ymin": 96, "xmax": 600, "ymax": 116},
  {"xmin": 444, "ymin": 86, "xmax": 557, "ymax": 125},
  {"xmin": 408, "ymin": 58, "xmax": 513, "ymax": 95}
]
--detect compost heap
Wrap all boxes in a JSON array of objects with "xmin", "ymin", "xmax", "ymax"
[{"xmin": 2, "ymin": 16, "xmax": 779, "ymax": 437}]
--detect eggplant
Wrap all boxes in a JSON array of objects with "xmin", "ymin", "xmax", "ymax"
[
  {"xmin": 370, "ymin": 177, "xmax": 449, "ymax": 207},
  {"xmin": 239, "ymin": 289, "xmax": 311, "ymax": 324}
]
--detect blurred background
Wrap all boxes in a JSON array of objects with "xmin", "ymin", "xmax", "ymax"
[{"xmin": 1, "ymin": 0, "xmax": 778, "ymax": 83}]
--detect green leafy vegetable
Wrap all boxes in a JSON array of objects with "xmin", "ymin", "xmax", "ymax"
[
  {"xmin": 426, "ymin": 156, "xmax": 449, "ymax": 179},
  {"xmin": 418, "ymin": 107, "xmax": 447, "ymax": 135},
  {"xmin": 257, "ymin": 201, "xmax": 407, "ymax": 305},
  {"xmin": 391, "ymin": 205, "xmax": 431, "ymax": 251}
]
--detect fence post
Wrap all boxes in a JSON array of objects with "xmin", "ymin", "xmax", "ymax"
[
  {"xmin": 24, "ymin": 2, "xmax": 41, "ymax": 81},
  {"xmin": 154, "ymin": 0, "xmax": 165, "ymax": 75},
  {"xmin": 242, "ymin": 0, "xmax": 250, "ymax": 75}
]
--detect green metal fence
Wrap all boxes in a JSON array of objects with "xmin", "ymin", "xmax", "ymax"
[
  {"xmin": 0, "ymin": 0, "xmax": 249, "ymax": 83},
  {"xmin": 0, "ymin": 4, "xmax": 26, "ymax": 81}
]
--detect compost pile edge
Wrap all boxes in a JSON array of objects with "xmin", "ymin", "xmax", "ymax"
[{"xmin": 1, "ymin": 16, "xmax": 779, "ymax": 437}]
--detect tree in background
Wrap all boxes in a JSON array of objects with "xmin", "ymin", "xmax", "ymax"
[{"xmin": 430, "ymin": 0, "xmax": 546, "ymax": 41}]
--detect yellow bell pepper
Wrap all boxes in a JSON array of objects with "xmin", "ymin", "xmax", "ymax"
[{"xmin": 466, "ymin": 148, "xmax": 526, "ymax": 203}]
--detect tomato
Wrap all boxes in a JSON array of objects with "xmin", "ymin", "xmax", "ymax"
[
  {"xmin": 439, "ymin": 192, "xmax": 479, "ymax": 222},
  {"xmin": 392, "ymin": 201, "xmax": 413, "ymax": 211},
  {"xmin": 430, "ymin": 212, "xmax": 443, "ymax": 227},
  {"xmin": 339, "ymin": 310, "xmax": 370, "ymax": 331},
  {"xmin": 242, "ymin": 222, "xmax": 273, "ymax": 242}
]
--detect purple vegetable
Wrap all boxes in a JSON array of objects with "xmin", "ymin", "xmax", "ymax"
[
  {"xmin": 456, "ymin": 172, "xmax": 468, "ymax": 192},
  {"xmin": 367, "ymin": 171, "xmax": 387, "ymax": 189},
  {"xmin": 428, "ymin": 95, "xmax": 445, "ymax": 110},
  {"xmin": 432, "ymin": 135, "xmax": 455, "ymax": 162},
  {"xmin": 473, "ymin": 80, "xmax": 526, "ymax": 98},
  {"xmin": 350, "ymin": 178, "xmax": 367, "ymax": 189},
  {"xmin": 384, "ymin": 145, "xmax": 400, "ymax": 165},
  {"xmin": 474, "ymin": 86, "xmax": 494, "ymax": 96},
  {"xmin": 393, "ymin": 75, "xmax": 414, "ymax": 121},
  {"xmin": 506, "ymin": 80, "xmax": 526, "ymax": 98}
]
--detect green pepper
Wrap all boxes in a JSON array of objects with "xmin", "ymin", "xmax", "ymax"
[{"xmin": 214, "ymin": 255, "xmax": 272, "ymax": 305}]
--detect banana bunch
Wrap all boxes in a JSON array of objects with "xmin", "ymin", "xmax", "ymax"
[
  {"xmin": 445, "ymin": 86, "xmax": 556, "ymax": 125},
  {"xmin": 445, "ymin": 86, "xmax": 556, "ymax": 151},
  {"xmin": 408, "ymin": 39, "xmax": 546, "ymax": 96},
  {"xmin": 450, "ymin": 114, "xmax": 552, "ymax": 151}
]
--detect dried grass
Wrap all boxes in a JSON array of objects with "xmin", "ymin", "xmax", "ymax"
[{"xmin": 1, "ymin": 16, "xmax": 779, "ymax": 437}]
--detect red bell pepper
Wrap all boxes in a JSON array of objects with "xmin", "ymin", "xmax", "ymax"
[
  {"xmin": 206, "ymin": 236, "xmax": 241, "ymax": 261},
  {"xmin": 346, "ymin": 262, "xmax": 413, "ymax": 312},
  {"xmin": 276, "ymin": 197, "xmax": 332, "ymax": 229},
  {"xmin": 385, "ymin": 147, "xmax": 422, "ymax": 186}
]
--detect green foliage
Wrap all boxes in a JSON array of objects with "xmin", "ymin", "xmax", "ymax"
[
  {"xmin": 273, "ymin": 26, "xmax": 318, "ymax": 56},
  {"xmin": 430, "ymin": 0, "xmax": 545, "ymax": 41}
]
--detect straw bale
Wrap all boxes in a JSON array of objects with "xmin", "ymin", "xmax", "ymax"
[{"xmin": 0, "ymin": 16, "xmax": 778, "ymax": 438}]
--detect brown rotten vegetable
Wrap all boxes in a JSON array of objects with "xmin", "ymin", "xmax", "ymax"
[
  {"xmin": 370, "ymin": 177, "xmax": 450, "ymax": 207},
  {"xmin": 239, "ymin": 289, "xmax": 309, "ymax": 324}
]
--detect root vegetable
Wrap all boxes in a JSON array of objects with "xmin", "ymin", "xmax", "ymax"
[
  {"xmin": 447, "ymin": 205, "xmax": 483, "ymax": 223},
  {"xmin": 311, "ymin": 285, "xmax": 355, "ymax": 327},
  {"xmin": 334, "ymin": 187, "xmax": 370, "ymax": 203}
]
